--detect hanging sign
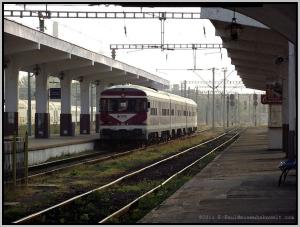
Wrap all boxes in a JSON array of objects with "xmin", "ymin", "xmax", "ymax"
[
  {"xmin": 49, "ymin": 88, "xmax": 61, "ymax": 99},
  {"xmin": 261, "ymin": 81, "xmax": 282, "ymax": 104}
]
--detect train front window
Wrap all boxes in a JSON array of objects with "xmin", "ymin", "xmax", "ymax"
[
  {"xmin": 119, "ymin": 100, "xmax": 128, "ymax": 112},
  {"xmin": 101, "ymin": 98, "xmax": 147, "ymax": 112}
]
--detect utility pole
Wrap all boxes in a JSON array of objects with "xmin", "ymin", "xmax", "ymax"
[
  {"xmin": 195, "ymin": 86, "xmax": 198, "ymax": 106},
  {"xmin": 206, "ymin": 91, "xmax": 209, "ymax": 126},
  {"xmin": 180, "ymin": 82, "xmax": 182, "ymax": 96},
  {"xmin": 226, "ymin": 95, "xmax": 229, "ymax": 127},
  {"xmin": 90, "ymin": 84, "xmax": 93, "ymax": 131},
  {"xmin": 223, "ymin": 69, "xmax": 226, "ymax": 128},
  {"xmin": 254, "ymin": 102, "xmax": 257, "ymax": 127},
  {"xmin": 27, "ymin": 72, "xmax": 32, "ymax": 136},
  {"xmin": 248, "ymin": 94, "xmax": 251, "ymax": 126},
  {"xmin": 75, "ymin": 83, "xmax": 78, "ymax": 124},
  {"xmin": 212, "ymin": 68, "xmax": 215, "ymax": 129},
  {"xmin": 196, "ymin": 86, "xmax": 198, "ymax": 125},
  {"xmin": 235, "ymin": 95, "xmax": 237, "ymax": 125},
  {"xmin": 38, "ymin": 12, "xmax": 45, "ymax": 32},
  {"xmin": 258, "ymin": 96, "xmax": 261, "ymax": 126},
  {"xmin": 253, "ymin": 93, "xmax": 258, "ymax": 126},
  {"xmin": 184, "ymin": 80, "xmax": 187, "ymax": 98},
  {"xmin": 159, "ymin": 12, "xmax": 166, "ymax": 48},
  {"xmin": 237, "ymin": 93, "xmax": 240, "ymax": 125}
]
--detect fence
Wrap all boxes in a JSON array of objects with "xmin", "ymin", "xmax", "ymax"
[{"xmin": 4, "ymin": 133, "xmax": 28, "ymax": 185}]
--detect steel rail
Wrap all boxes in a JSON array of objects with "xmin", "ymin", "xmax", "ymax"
[
  {"xmin": 13, "ymin": 127, "xmax": 233, "ymax": 224},
  {"xmin": 99, "ymin": 129, "xmax": 242, "ymax": 223},
  {"xmin": 27, "ymin": 128, "xmax": 211, "ymax": 179}
]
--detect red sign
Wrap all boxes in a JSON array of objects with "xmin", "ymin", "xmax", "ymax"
[
  {"xmin": 261, "ymin": 94, "xmax": 282, "ymax": 104},
  {"xmin": 261, "ymin": 81, "xmax": 283, "ymax": 104}
]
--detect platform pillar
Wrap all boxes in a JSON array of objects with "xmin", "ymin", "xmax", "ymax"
[
  {"xmin": 35, "ymin": 68, "xmax": 50, "ymax": 138},
  {"xmin": 267, "ymin": 104, "xmax": 282, "ymax": 150},
  {"xmin": 80, "ymin": 80, "xmax": 90, "ymax": 134},
  {"xmin": 282, "ymin": 76, "xmax": 289, "ymax": 156},
  {"xmin": 4, "ymin": 60, "xmax": 19, "ymax": 137},
  {"xmin": 60, "ymin": 76, "xmax": 73, "ymax": 136},
  {"xmin": 288, "ymin": 42, "xmax": 296, "ymax": 159},
  {"xmin": 95, "ymin": 83, "xmax": 105, "ymax": 133}
]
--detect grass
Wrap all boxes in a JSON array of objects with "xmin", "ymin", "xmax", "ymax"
[
  {"xmin": 3, "ymin": 128, "xmax": 227, "ymax": 223},
  {"xmin": 28, "ymin": 179, "xmax": 163, "ymax": 224}
]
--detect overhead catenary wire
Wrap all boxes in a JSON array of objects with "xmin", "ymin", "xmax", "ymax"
[
  {"xmin": 215, "ymin": 69, "xmax": 236, "ymax": 89},
  {"xmin": 192, "ymin": 70, "xmax": 213, "ymax": 89}
]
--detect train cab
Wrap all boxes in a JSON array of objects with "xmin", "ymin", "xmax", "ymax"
[{"xmin": 99, "ymin": 86, "xmax": 149, "ymax": 140}]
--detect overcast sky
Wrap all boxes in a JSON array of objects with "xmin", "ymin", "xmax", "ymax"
[{"xmin": 5, "ymin": 3, "xmax": 263, "ymax": 94}]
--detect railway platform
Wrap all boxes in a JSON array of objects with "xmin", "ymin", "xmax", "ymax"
[
  {"xmin": 27, "ymin": 133, "xmax": 99, "ymax": 165},
  {"xmin": 140, "ymin": 127, "xmax": 297, "ymax": 224},
  {"xmin": 28, "ymin": 133, "xmax": 99, "ymax": 151}
]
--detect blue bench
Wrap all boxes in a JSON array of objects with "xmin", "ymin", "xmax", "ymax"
[{"xmin": 278, "ymin": 159, "xmax": 296, "ymax": 186}]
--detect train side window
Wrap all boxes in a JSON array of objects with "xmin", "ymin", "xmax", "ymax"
[
  {"xmin": 151, "ymin": 108, "xmax": 158, "ymax": 115},
  {"xmin": 171, "ymin": 109, "xmax": 174, "ymax": 116}
]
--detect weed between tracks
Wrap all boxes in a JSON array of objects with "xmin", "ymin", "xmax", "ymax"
[
  {"xmin": 4, "ymin": 128, "xmax": 226, "ymax": 224},
  {"xmin": 28, "ymin": 180, "xmax": 162, "ymax": 224},
  {"xmin": 110, "ymin": 140, "xmax": 233, "ymax": 224}
]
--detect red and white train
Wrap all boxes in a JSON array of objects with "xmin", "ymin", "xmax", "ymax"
[{"xmin": 99, "ymin": 84, "xmax": 197, "ymax": 141}]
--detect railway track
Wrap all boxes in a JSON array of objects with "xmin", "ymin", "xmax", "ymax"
[
  {"xmin": 13, "ymin": 127, "xmax": 242, "ymax": 224},
  {"xmin": 26, "ymin": 128, "xmax": 212, "ymax": 179}
]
